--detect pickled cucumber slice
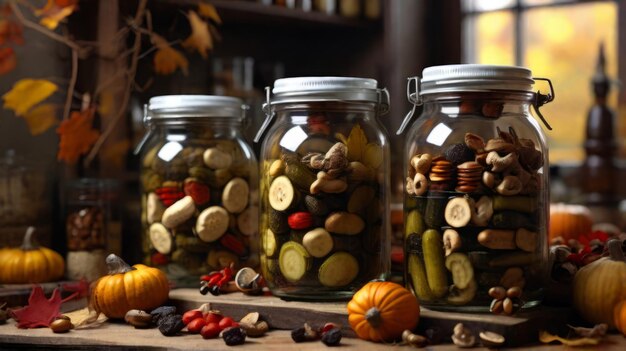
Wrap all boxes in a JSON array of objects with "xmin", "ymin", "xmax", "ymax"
[
  {"xmin": 447, "ymin": 279, "xmax": 477, "ymax": 305},
  {"xmin": 269, "ymin": 176, "xmax": 296, "ymax": 211},
  {"xmin": 445, "ymin": 253, "xmax": 474, "ymax": 290},
  {"xmin": 318, "ymin": 252, "xmax": 359, "ymax": 287},
  {"xmin": 444, "ymin": 197, "xmax": 472, "ymax": 228},
  {"xmin": 263, "ymin": 229, "xmax": 278, "ymax": 257},
  {"xmin": 149, "ymin": 223, "xmax": 173, "ymax": 254},
  {"xmin": 279, "ymin": 241, "xmax": 311, "ymax": 282},
  {"xmin": 422, "ymin": 229, "xmax": 448, "ymax": 298},
  {"xmin": 407, "ymin": 253, "xmax": 434, "ymax": 301}
]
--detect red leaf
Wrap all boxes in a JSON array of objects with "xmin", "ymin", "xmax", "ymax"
[
  {"xmin": 61, "ymin": 279, "xmax": 90, "ymax": 299},
  {"xmin": 577, "ymin": 230, "xmax": 609, "ymax": 247},
  {"xmin": 10, "ymin": 286, "xmax": 64, "ymax": 328}
]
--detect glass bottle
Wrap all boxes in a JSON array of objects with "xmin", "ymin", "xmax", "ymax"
[
  {"xmin": 256, "ymin": 76, "xmax": 391, "ymax": 300},
  {"xmin": 138, "ymin": 95, "xmax": 258, "ymax": 287},
  {"xmin": 397, "ymin": 65, "xmax": 554, "ymax": 311}
]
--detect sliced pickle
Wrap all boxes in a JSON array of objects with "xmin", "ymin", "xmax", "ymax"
[
  {"xmin": 278, "ymin": 241, "xmax": 311, "ymax": 282},
  {"xmin": 318, "ymin": 252, "xmax": 359, "ymax": 287}
]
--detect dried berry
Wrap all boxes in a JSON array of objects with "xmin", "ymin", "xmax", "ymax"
[
  {"xmin": 201, "ymin": 322, "xmax": 221, "ymax": 339},
  {"xmin": 444, "ymin": 143, "xmax": 475, "ymax": 166},
  {"xmin": 186, "ymin": 317, "xmax": 206, "ymax": 333},
  {"xmin": 158, "ymin": 314, "xmax": 184, "ymax": 336},
  {"xmin": 151, "ymin": 306, "xmax": 177, "ymax": 325},
  {"xmin": 222, "ymin": 327, "xmax": 246, "ymax": 346},
  {"xmin": 321, "ymin": 328, "xmax": 342, "ymax": 346},
  {"xmin": 291, "ymin": 327, "xmax": 308, "ymax": 343},
  {"xmin": 182, "ymin": 310, "xmax": 203, "ymax": 325},
  {"xmin": 219, "ymin": 316, "xmax": 236, "ymax": 330}
]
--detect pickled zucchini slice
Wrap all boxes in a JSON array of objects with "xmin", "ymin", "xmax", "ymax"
[
  {"xmin": 279, "ymin": 241, "xmax": 311, "ymax": 282},
  {"xmin": 318, "ymin": 252, "xmax": 359, "ymax": 287},
  {"xmin": 263, "ymin": 229, "xmax": 278, "ymax": 257}
]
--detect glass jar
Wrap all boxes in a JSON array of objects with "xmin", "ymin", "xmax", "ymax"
[
  {"xmin": 138, "ymin": 95, "xmax": 258, "ymax": 287},
  {"xmin": 398, "ymin": 65, "xmax": 554, "ymax": 311},
  {"xmin": 256, "ymin": 77, "xmax": 391, "ymax": 300},
  {"xmin": 65, "ymin": 178, "xmax": 120, "ymax": 281}
]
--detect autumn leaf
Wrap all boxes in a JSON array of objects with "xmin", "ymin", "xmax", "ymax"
[
  {"xmin": 34, "ymin": 0, "xmax": 78, "ymax": 30},
  {"xmin": 0, "ymin": 18, "xmax": 24, "ymax": 45},
  {"xmin": 3, "ymin": 79, "xmax": 58, "ymax": 116},
  {"xmin": 198, "ymin": 2, "xmax": 222, "ymax": 24},
  {"xmin": 182, "ymin": 10, "xmax": 213, "ymax": 59},
  {"xmin": 0, "ymin": 46, "xmax": 16, "ymax": 75},
  {"xmin": 23, "ymin": 103, "xmax": 59, "ymax": 135},
  {"xmin": 152, "ymin": 34, "xmax": 189, "ymax": 76},
  {"xmin": 346, "ymin": 123, "xmax": 368, "ymax": 162},
  {"xmin": 9, "ymin": 285, "xmax": 79, "ymax": 328},
  {"xmin": 56, "ymin": 108, "xmax": 100, "ymax": 164}
]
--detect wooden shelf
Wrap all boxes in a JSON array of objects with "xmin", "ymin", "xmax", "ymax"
[{"xmin": 160, "ymin": 0, "xmax": 381, "ymax": 30}]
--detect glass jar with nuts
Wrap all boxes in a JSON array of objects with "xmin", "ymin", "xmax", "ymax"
[
  {"xmin": 256, "ymin": 77, "xmax": 391, "ymax": 300},
  {"xmin": 398, "ymin": 65, "xmax": 553, "ymax": 311},
  {"xmin": 138, "ymin": 96, "xmax": 258, "ymax": 287}
]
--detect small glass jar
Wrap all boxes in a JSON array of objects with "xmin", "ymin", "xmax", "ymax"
[
  {"xmin": 398, "ymin": 65, "xmax": 554, "ymax": 311},
  {"xmin": 138, "ymin": 95, "xmax": 258, "ymax": 287},
  {"xmin": 256, "ymin": 77, "xmax": 391, "ymax": 300},
  {"xmin": 65, "ymin": 178, "xmax": 120, "ymax": 281}
]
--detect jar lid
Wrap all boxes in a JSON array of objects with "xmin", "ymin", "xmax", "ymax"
[
  {"xmin": 271, "ymin": 76, "xmax": 381, "ymax": 103},
  {"xmin": 146, "ymin": 95, "xmax": 246, "ymax": 120},
  {"xmin": 420, "ymin": 64, "xmax": 535, "ymax": 95}
]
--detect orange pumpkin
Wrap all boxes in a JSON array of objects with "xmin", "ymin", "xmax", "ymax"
[
  {"xmin": 347, "ymin": 281, "xmax": 420, "ymax": 342},
  {"xmin": 549, "ymin": 203, "xmax": 593, "ymax": 242},
  {"xmin": 0, "ymin": 227, "xmax": 65, "ymax": 284},
  {"xmin": 614, "ymin": 300, "xmax": 626, "ymax": 335},
  {"xmin": 91, "ymin": 254, "xmax": 169, "ymax": 319},
  {"xmin": 573, "ymin": 239, "xmax": 626, "ymax": 328}
]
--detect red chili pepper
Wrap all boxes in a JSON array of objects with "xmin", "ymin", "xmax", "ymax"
[{"xmin": 220, "ymin": 234, "xmax": 247, "ymax": 257}]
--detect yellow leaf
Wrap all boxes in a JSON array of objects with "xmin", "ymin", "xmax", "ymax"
[
  {"xmin": 35, "ymin": 0, "xmax": 77, "ymax": 30},
  {"xmin": 346, "ymin": 123, "xmax": 367, "ymax": 162},
  {"xmin": 539, "ymin": 331, "xmax": 601, "ymax": 346},
  {"xmin": 182, "ymin": 10, "xmax": 213, "ymax": 59},
  {"xmin": 22, "ymin": 103, "xmax": 59, "ymax": 135},
  {"xmin": 3, "ymin": 79, "xmax": 58, "ymax": 116},
  {"xmin": 198, "ymin": 3, "xmax": 222, "ymax": 24},
  {"xmin": 101, "ymin": 140, "xmax": 130, "ymax": 169},
  {"xmin": 363, "ymin": 142, "xmax": 383, "ymax": 169},
  {"xmin": 152, "ymin": 34, "xmax": 189, "ymax": 76}
]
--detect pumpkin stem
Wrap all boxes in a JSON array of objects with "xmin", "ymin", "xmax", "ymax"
[
  {"xmin": 607, "ymin": 239, "xmax": 626, "ymax": 262},
  {"xmin": 105, "ymin": 254, "xmax": 136, "ymax": 274},
  {"xmin": 21, "ymin": 226, "xmax": 39, "ymax": 251},
  {"xmin": 365, "ymin": 307, "xmax": 382, "ymax": 328}
]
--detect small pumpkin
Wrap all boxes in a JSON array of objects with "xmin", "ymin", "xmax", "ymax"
[
  {"xmin": 0, "ymin": 227, "xmax": 65, "ymax": 284},
  {"xmin": 549, "ymin": 203, "xmax": 593, "ymax": 242},
  {"xmin": 573, "ymin": 239, "xmax": 626, "ymax": 328},
  {"xmin": 614, "ymin": 300, "xmax": 626, "ymax": 335},
  {"xmin": 91, "ymin": 254, "xmax": 169, "ymax": 319},
  {"xmin": 347, "ymin": 281, "xmax": 420, "ymax": 342}
]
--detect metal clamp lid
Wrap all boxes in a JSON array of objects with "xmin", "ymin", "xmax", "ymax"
[{"xmin": 254, "ymin": 78, "xmax": 390, "ymax": 143}]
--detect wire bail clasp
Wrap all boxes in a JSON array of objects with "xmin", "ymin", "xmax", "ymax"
[
  {"xmin": 396, "ymin": 76, "xmax": 421, "ymax": 135},
  {"xmin": 532, "ymin": 77, "xmax": 555, "ymax": 131},
  {"xmin": 254, "ymin": 86, "xmax": 275, "ymax": 143}
]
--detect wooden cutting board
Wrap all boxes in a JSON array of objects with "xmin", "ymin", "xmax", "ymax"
[{"xmin": 169, "ymin": 289, "xmax": 571, "ymax": 346}]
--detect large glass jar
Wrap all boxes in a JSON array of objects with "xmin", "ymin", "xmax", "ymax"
[
  {"xmin": 138, "ymin": 95, "xmax": 258, "ymax": 287},
  {"xmin": 398, "ymin": 65, "xmax": 554, "ymax": 311},
  {"xmin": 256, "ymin": 77, "xmax": 391, "ymax": 300}
]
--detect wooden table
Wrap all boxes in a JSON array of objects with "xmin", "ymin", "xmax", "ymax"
[{"xmin": 1, "ymin": 288, "xmax": 626, "ymax": 350}]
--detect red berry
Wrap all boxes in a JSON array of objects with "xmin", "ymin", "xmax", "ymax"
[
  {"xmin": 287, "ymin": 212, "xmax": 313, "ymax": 230},
  {"xmin": 182, "ymin": 310, "xmax": 203, "ymax": 325},
  {"xmin": 320, "ymin": 322, "xmax": 339, "ymax": 334},
  {"xmin": 186, "ymin": 317, "xmax": 206, "ymax": 333},
  {"xmin": 218, "ymin": 316, "xmax": 235, "ymax": 330},
  {"xmin": 201, "ymin": 322, "xmax": 221, "ymax": 339},
  {"xmin": 204, "ymin": 312, "xmax": 223, "ymax": 324}
]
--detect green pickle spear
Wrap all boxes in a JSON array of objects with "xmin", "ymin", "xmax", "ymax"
[{"xmin": 422, "ymin": 229, "xmax": 449, "ymax": 298}]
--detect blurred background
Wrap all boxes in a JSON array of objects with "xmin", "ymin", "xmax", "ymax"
[{"xmin": 0, "ymin": 0, "xmax": 623, "ymax": 262}]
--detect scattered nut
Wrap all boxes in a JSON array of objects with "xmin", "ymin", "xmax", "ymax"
[
  {"xmin": 310, "ymin": 172, "xmax": 348, "ymax": 194},
  {"xmin": 239, "ymin": 312, "xmax": 260, "ymax": 326},
  {"xmin": 506, "ymin": 286, "xmax": 522, "ymax": 299},
  {"xmin": 402, "ymin": 329, "xmax": 428, "ymax": 347},
  {"xmin": 125, "ymin": 309, "xmax": 153, "ymax": 328},
  {"xmin": 50, "ymin": 317, "xmax": 73, "ymax": 333},
  {"xmin": 240, "ymin": 320, "xmax": 269, "ymax": 337},
  {"xmin": 451, "ymin": 323, "xmax": 475, "ymax": 348},
  {"xmin": 410, "ymin": 153, "xmax": 433, "ymax": 174},
  {"xmin": 488, "ymin": 286, "xmax": 506, "ymax": 300},
  {"xmin": 479, "ymin": 331, "xmax": 505, "ymax": 347},
  {"xmin": 235, "ymin": 267, "xmax": 263, "ymax": 295}
]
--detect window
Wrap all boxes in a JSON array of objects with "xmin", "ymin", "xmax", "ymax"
[{"xmin": 463, "ymin": 0, "xmax": 618, "ymax": 163}]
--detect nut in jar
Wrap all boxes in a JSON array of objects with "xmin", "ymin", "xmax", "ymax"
[
  {"xmin": 139, "ymin": 96, "xmax": 258, "ymax": 286},
  {"xmin": 400, "ymin": 65, "xmax": 553, "ymax": 310}
]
